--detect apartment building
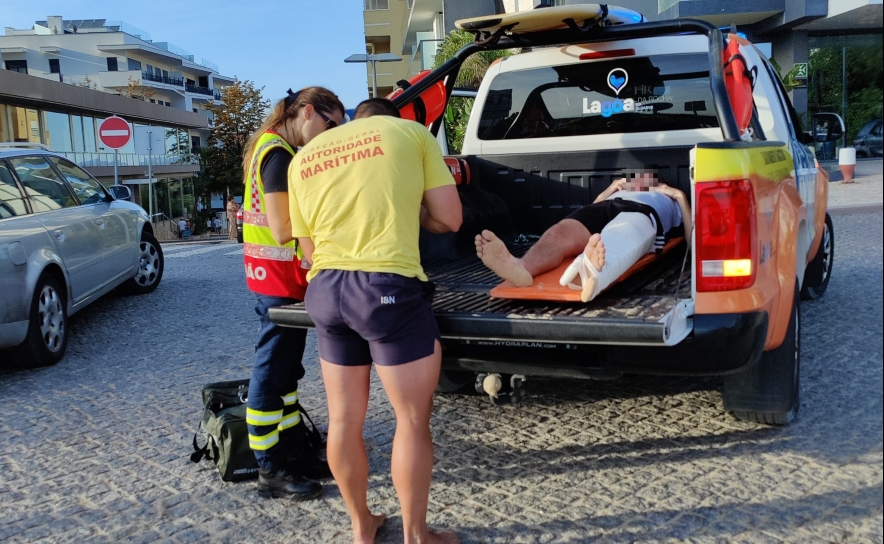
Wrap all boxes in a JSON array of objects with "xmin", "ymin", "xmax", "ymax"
[
  {"xmin": 362, "ymin": 0, "xmax": 501, "ymax": 97},
  {"xmin": 0, "ymin": 16, "xmax": 237, "ymax": 216}
]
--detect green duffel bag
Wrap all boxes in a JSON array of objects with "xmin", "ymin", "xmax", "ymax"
[{"xmin": 190, "ymin": 379, "xmax": 259, "ymax": 482}]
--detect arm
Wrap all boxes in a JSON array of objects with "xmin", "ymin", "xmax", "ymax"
[
  {"xmin": 418, "ymin": 128, "xmax": 462, "ymax": 233},
  {"xmin": 594, "ymin": 178, "xmax": 626, "ymax": 203},
  {"xmin": 653, "ymin": 184, "xmax": 692, "ymax": 237},
  {"xmin": 421, "ymin": 185, "xmax": 462, "ymax": 233},
  {"xmin": 264, "ymin": 192, "xmax": 293, "ymax": 245},
  {"xmin": 297, "ymin": 237, "xmax": 315, "ymax": 264},
  {"xmin": 260, "ymin": 148, "xmax": 296, "ymax": 245}
]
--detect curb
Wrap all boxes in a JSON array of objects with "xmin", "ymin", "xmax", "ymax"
[
  {"xmin": 160, "ymin": 239, "xmax": 240, "ymax": 246},
  {"xmin": 829, "ymin": 204, "xmax": 883, "ymax": 216}
]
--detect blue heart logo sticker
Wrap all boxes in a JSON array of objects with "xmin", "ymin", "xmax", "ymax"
[{"xmin": 607, "ymin": 68, "xmax": 628, "ymax": 96}]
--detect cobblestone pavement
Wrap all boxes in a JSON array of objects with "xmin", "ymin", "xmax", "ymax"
[{"xmin": 1, "ymin": 213, "xmax": 881, "ymax": 544}]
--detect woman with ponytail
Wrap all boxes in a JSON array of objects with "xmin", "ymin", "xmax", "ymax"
[{"xmin": 240, "ymin": 86, "xmax": 344, "ymax": 500}]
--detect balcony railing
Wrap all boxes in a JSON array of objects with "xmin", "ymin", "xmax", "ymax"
[
  {"xmin": 185, "ymin": 83, "xmax": 213, "ymax": 96},
  {"xmin": 142, "ymin": 71, "xmax": 184, "ymax": 87},
  {"xmin": 55, "ymin": 151, "xmax": 199, "ymax": 168}
]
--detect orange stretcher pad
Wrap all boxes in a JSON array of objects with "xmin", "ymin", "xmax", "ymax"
[{"xmin": 489, "ymin": 237, "xmax": 684, "ymax": 301}]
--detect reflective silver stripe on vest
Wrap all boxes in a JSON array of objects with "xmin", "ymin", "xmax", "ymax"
[
  {"xmin": 244, "ymin": 242, "xmax": 295, "ymax": 262},
  {"xmin": 243, "ymin": 210, "xmax": 269, "ymax": 227}
]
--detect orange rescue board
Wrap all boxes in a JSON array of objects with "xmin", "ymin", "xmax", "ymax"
[{"xmin": 490, "ymin": 237, "xmax": 684, "ymax": 301}]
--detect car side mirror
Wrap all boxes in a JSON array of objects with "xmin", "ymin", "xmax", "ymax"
[
  {"xmin": 811, "ymin": 113, "xmax": 845, "ymax": 143},
  {"xmin": 108, "ymin": 185, "xmax": 132, "ymax": 201}
]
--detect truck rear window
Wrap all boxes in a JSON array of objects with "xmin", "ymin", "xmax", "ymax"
[{"xmin": 477, "ymin": 53, "xmax": 719, "ymax": 140}]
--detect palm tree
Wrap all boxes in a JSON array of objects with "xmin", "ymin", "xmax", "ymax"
[{"xmin": 432, "ymin": 30, "xmax": 515, "ymax": 153}]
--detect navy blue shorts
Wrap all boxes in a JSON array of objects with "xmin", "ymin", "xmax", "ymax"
[{"xmin": 305, "ymin": 270, "xmax": 440, "ymax": 366}]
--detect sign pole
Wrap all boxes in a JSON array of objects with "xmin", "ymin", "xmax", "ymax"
[
  {"xmin": 113, "ymin": 149, "xmax": 119, "ymax": 186},
  {"xmin": 147, "ymin": 129, "xmax": 153, "ymax": 222}
]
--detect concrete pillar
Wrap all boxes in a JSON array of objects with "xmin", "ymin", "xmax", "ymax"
[{"xmin": 771, "ymin": 30, "xmax": 809, "ymax": 122}]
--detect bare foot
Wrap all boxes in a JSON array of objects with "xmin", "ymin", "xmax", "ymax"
[
  {"xmin": 476, "ymin": 230, "xmax": 533, "ymax": 287},
  {"xmin": 580, "ymin": 234, "xmax": 605, "ymax": 302},
  {"xmin": 354, "ymin": 513, "xmax": 386, "ymax": 544},
  {"xmin": 584, "ymin": 233, "xmax": 605, "ymax": 270}
]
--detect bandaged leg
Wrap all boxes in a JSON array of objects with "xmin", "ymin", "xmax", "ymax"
[{"xmin": 559, "ymin": 212, "xmax": 656, "ymax": 302}]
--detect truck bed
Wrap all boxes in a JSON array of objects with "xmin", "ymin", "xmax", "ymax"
[{"xmin": 269, "ymin": 240, "xmax": 692, "ymax": 346}]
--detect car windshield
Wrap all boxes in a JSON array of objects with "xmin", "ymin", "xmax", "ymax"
[{"xmin": 477, "ymin": 53, "xmax": 719, "ymax": 140}]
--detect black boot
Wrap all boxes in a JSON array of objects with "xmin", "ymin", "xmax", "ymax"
[{"xmin": 257, "ymin": 468, "xmax": 322, "ymax": 500}]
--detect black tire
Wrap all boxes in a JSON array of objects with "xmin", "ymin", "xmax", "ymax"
[
  {"xmin": 723, "ymin": 284, "xmax": 800, "ymax": 425},
  {"xmin": 436, "ymin": 370, "xmax": 476, "ymax": 394},
  {"xmin": 801, "ymin": 213, "xmax": 834, "ymax": 300},
  {"xmin": 123, "ymin": 231, "xmax": 164, "ymax": 295},
  {"xmin": 7, "ymin": 273, "xmax": 68, "ymax": 370}
]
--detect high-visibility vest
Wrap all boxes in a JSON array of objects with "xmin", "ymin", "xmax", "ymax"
[{"xmin": 243, "ymin": 130, "xmax": 308, "ymax": 300}]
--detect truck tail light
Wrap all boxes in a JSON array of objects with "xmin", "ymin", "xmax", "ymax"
[{"xmin": 695, "ymin": 180, "xmax": 757, "ymax": 292}]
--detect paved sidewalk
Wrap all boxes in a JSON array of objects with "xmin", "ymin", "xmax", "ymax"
[{"xmin": 828, "ymin": 172, "xmax": 883, "ymax": 209}]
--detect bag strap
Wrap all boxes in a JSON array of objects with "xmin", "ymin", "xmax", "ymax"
[
  {"xmin": 297, "ymin": 403, "xmax": 325, "ymax": 452},
  {"xmin": 190, "ymin": 418, "xmax": 209, "ymax": 463}
]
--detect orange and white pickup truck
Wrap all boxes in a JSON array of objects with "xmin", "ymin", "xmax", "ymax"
[{"xmin": 271, "ymin": 5, "xmax": 842, "ymax": 425}]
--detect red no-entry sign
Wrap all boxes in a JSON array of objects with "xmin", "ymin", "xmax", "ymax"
[{"xmin": 98, "ymin": 116, "xmax": 132, "ymax": 149}]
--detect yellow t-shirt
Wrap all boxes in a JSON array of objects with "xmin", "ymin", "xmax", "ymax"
[{"xmin": 288, "ymin": 116, "xmax": 455, "ymax": 281}]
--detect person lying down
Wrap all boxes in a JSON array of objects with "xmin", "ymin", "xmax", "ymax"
[{"xmin": 476, "ymin": 170, "xmax": 692, "ymax": 302}]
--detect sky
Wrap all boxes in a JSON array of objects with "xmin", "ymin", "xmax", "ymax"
[{"xmin": 0, "ymin": 0, "xmax": 371, "ymax": 108}]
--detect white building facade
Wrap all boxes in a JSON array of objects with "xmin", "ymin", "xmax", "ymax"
[
  {"xmin": 0, "ymin": 16, "xmax": 235, "ymax": 155},
  {"xmin": 0, "ymin": 16, "xmax": 239, "ymax": 219}
]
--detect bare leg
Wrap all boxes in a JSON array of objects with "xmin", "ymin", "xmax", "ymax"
[
  {"xmin": 320, "ymin": 361, "xmax": 387, "ymax": 544},
  {"xmin": 374, "ymin": 341, "xmax": 459, "ymax": 544},
  {"xmin": 580, "ymin": 234, "xmax": 605, "ymax": 302},
  {"xmin": 475, "ymin": 230, "xmax": 532, "ymax": 286},
  {"xmin": 476, "ymin": 220, "xmax": 590, "ymax": 286}
]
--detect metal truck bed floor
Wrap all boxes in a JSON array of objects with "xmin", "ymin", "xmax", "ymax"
[
  {"xmin": 269, "ymin": 241, "xmax": 692, "ymax": 346},
  {"xmin": 427, "ymin": 242, "xmax": 691, "ymax": 324}
]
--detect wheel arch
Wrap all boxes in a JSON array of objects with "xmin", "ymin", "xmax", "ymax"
[
  {"xmin": 767, "ymin": 183, "xmax": 805, "ymax": 350},
  {"xmin": 38, "ymin": 262, "xmax": 70, "ymax": 312}
]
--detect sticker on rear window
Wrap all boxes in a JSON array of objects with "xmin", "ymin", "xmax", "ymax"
[{"xmin": 583, "ymin": 67, "xmax": 635, "ymax": 117}]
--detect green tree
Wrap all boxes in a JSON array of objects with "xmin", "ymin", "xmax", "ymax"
[
  {"xmin": 807, "ymin": 45, "xmax": 883, "ymax": 142},
  {"xmin": 203, "ymin": 79, "xmax": 270, "ymax": 197},
  {"xmin": 432, "ymin": 30, "xmax": 514, "ymax": 153}
]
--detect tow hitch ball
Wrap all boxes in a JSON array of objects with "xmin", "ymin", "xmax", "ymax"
[{"xmin": 475, "ymin": 373, "xmax": 527, "ymax": 405}]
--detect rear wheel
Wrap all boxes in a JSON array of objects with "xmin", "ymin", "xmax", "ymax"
[
  {"xmin": 7, "ymin": 273, "xmax": 67, "ymax": 370},
  {"xmin": 123, "ymin": 232, "xmax": 164, "ymax": 295},
  {"xmin": 723, "ymin": 284, "xmax": 800, "ymax": 425},
  {"xmin": 801, "ymin": 213, "xmax": 834, "ymax": 300}
]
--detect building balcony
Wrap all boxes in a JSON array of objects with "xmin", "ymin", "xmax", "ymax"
[
  {"xmin": 185, "ymin": 83, "xmax": 212, "ymax": 96},
  {"xmin": 401, "ymin": 0, "xmax": 443, "ymax": 54},
  {"xmin": 143, "ymin": 71, "xmax": 184, "ymax": 87},
  {"xmin": 98, "ymin": 70, "xmax": 185, "ymax": 91}
]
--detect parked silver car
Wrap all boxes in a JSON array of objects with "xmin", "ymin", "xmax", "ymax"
[{"xmin": 0, "ymin": 145, "xmax": 164, "ymax": 369}]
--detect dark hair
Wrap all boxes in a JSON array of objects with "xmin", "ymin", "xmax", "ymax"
[{"xmin": 354, "ymin": 98, "xmax": 401, "ymax": 119}]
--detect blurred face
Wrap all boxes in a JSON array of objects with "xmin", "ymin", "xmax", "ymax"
[
  {"xmin": 299, "ymin": 104, "xmax": 344, "ymax": 144},
  {"xmin": 624, "ymin": 171, "xmax": 659, "ymax": 191}
]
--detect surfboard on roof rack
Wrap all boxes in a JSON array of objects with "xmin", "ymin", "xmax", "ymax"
[{"xmin": 455, "ymin": 4, "xmax": 646, "ymax": 36}]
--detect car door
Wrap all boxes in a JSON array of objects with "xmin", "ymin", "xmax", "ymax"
[
  {"xmin": 48, "ymin": 157, "xmax": 137, "ymax": 279},
  {"xmin": 871, "ymin": 121, "xmax": 883, "ymax": 157},
  {"xmin": 8, "ymin": 155, "xmax": 101, "ymax": 304},
  {"xmin": 0, "ymin": 159, "xmax": 40, "ymax": 338},
  {"xmin": 758, "ymin": 58, "xmax": 818, "ymax": 251}
]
